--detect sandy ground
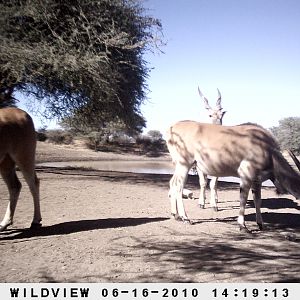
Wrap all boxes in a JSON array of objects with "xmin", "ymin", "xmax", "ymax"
[{"xmin": 0, "ymin": 142, "xmax": 300, "ymax": 283}]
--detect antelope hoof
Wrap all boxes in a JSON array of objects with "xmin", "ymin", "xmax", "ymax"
[
  {"xmin": 198, "ymin": 204, "xmax": 205, "ymax": 209},
  {"xmin": 171, "ymin": 213, "xmax": 178, "ymax": 220},
  {"xmin": 257, "ymin": 223, "xmax": 264, "ymax": 231},
  {"xmin": 171, "ymin": 214, "xmax": 192, "ymax": 224},
  {"xmin": 0, "ymin": 222, "xmax": 12, "ymax": 232},
  {"xmin": 30, "ymin": 222, "xmax": 42, "ymax": 230},
  {"xmin": 171, "ymin": 213, "xmax": 183, "ymax": 221},
  {"xmin": 181, "ymin": 217, "xmax": 192, "ymax": 225},
  {"xmin": 212, "ymin": 206, "xmax": 218, "ymax": 212},
  {"xmin": 239, "ymin": 225, "xmax": 251, "ymax": 234}
]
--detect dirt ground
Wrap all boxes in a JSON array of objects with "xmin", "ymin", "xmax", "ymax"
[{"xmin": 0, "ymin": 142, "xmax": 300, "ymax": 283}]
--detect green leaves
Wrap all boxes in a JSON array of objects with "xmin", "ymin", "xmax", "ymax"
[
  {"xmin": 0, "ymin": 0, "xmax": 163, "ymax": 132},
  {"xmin": 271, "ymin": 117, "xmax": 300, "ymax": 154}
]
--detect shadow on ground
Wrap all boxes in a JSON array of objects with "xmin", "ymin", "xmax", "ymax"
[
  {"xmin": 0, "ymin": 217, "xmax": 169, "ymax": 241},
  {"xmin": 122, "ymin": 229, "xmax": 300, "ymax": 282},
  {"xmin": 5, "ymin": 167, "xmax": 299, "ymax": 283},
  {"xmin": 36, "ymin": 225, "xmax": 300, "ymax": 283},
  {"xmin": 36, "ymin": 166, "xmax": 241, "ymax": 190}
]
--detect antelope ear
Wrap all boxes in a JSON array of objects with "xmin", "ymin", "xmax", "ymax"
[{"xmin": 198, "ymin": 86, "xmax": 211, "ymax": 110}]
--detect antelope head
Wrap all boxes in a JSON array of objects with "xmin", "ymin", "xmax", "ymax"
[{"xmin": 198, "ymin": 87, "xmax": 226, "ymax": 125}]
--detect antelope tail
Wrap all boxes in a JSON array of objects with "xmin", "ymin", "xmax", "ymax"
[{"xmin": 272, "ymin": 150, "xmax": 300, "ymax": 199}]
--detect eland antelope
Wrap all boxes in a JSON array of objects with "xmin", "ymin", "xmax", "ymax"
[
  {"xmin": 198, "ymin": 87, "xmax": 226, "ymax": 125},
  {"xmin": 0, "ymin": 107, "xmax": 42, "ymax": 231},
  {"xmin": 166, "ymin": 120, "xmax": 300, "ymax": 231},
  {"xmin": 197, "ymin": 87, "xmax": 226, "ymax": 211}
]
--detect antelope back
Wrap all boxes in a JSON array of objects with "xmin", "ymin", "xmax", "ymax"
[{"xmin": 167, "ymin": 121, "xmax": 277, "ymax": 176}]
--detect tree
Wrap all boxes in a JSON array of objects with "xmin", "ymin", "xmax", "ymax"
[
  {"xmin": 270, "ymin": 117, "xmax": 300, "ymax": 154},
  {"xmin": 147, "ymin": 130, "xmax": 163, "ymax": 141},
  {"xmin": 0, "ymin": 0, "xmax": 163, "ymax": 132}
]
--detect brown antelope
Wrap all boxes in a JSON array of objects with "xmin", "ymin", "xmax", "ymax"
[
  {"xmin": 0, "ymin": 107, "xmax": 42, "ymax": 231},
  {"xmin": 197, "ymin": 88, "xmax": 226, "ymax": 211},
  {"xmin": 166, "ymin": 120, "xmax": 300, "ymax": 231}
]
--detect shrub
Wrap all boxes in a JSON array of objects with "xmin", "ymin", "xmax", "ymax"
[
  {"xmin": 36, "ymin": 129, "xmax": 47, "ymax": 142},
  {"xmin": 46, "ymin": 130, "xmax": 74, "ymax": 145}
]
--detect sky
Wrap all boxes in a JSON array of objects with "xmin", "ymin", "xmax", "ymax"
[
  {"xmin": 140, "ymin": 0, "xmax": 300, "ymax": 134},
  {"xmin": 19, "ymin": 0, "xmax": 300, "ymax": 133}
]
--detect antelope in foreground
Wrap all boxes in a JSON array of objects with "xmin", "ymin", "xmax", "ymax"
[
  {"xmin": 0, "ymin": 107, "xmax": 42, "ymax": 231},
  {"xmin": 166, "ymin": 120, "xmax": 300, "ymax": 231},
  {"xmin": 197, "ymin": 87, "xmax": 226, "ymax": 211}
]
